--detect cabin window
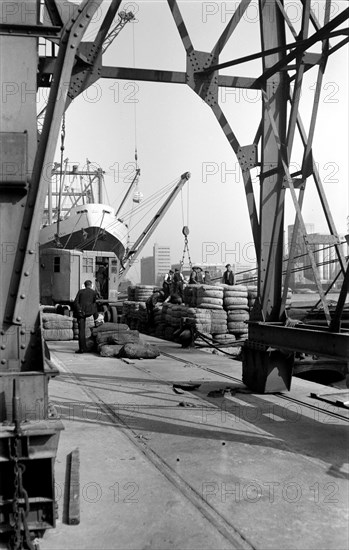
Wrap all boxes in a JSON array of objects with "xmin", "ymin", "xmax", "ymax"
[
  {"xmin": 83, "ymin": 257, "xmax": 94, "ymax": 273},
  {"xmin": 111, "ymin": 260, "xmax": 118, "ymax": 274},
  {"xmin": 53, "ymin": 256, "xmax": 60, "ymax": 273}
]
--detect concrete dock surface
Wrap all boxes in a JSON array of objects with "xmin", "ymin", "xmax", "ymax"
[{"xmin": 38, "ymin": 336, "xmax": 348, "ymax": 550}]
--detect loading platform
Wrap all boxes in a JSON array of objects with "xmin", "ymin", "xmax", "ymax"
[{"xmin": 40, "ymin": 336, "xmax": 348, "ymax": 550}]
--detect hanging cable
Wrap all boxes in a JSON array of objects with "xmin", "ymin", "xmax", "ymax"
[
  {"xmin": 132, "ymin": 22, "xmax": 138, "ymax": 165},
  {"xmin": 55, "ymin": 113, "xmax": 66, "ymax": 247}
]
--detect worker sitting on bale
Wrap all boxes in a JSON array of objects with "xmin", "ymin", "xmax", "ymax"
[
  {"xmin": 73, "ymin": 280, "xmax": 99, "ymax": 353},
  {"xmin": 222, "ymin": 263, "xmax": 235, "ymax": 285}
]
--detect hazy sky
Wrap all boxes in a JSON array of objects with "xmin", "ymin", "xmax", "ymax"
[{"xmin": 52, "ymin": 1, "xmax": 349, "ymax": 282}]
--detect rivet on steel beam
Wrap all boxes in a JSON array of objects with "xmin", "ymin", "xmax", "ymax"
[
  {"xmin": 21, "ymin": 344, "xmax": 26, "ymax": 349},
  {"xmin": 16, "ymin": 317, "xmax": 22, "ymax": 322},
  {"xmin": 28, "ymin": 250, "xmax": 35, "ymax": 254},
  {"xmin": 1, "ymin": 345, "xmax": 5, "ymax": 350},
  {"xmin": 20, "ymin": 294, "xmax": 26, "ymax": 299},
  {"xmin": 24, "ymin": 272, "xmax": 29, "ymax": 276},
  {"xmin": 20, "ymin": 329, "xmax": 25, "ymax": 335},
  {"xmin": 1, "ymin": 359, "xmax": 6, "ymax": 364}
]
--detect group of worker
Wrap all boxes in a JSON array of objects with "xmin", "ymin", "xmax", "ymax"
[
  {"xmin": 163, "ymin": 263, "xmax": 235, "ymax": 295},
  {"xmin": 73, "ymin": 264, "xmax": 235, "ymax": 353}
]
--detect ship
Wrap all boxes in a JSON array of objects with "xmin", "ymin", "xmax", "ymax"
[
  {"xmin": 39, "ymin": 202, "xmax": 128, "ymax": 258},
  {"xmin": 39, "ymin": 161, "xmax": 141, "ymax": 260}
]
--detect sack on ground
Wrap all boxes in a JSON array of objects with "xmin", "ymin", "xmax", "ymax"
[
  {"xmin": 99, "ymin": 344, "xmax": 124, "ymax": 357},
  {"xmin": 119, "ymin": 342, "xmax": 160, "ymax": 359}
]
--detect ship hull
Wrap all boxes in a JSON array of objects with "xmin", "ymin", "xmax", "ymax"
[{"xmin": 39, "ymin": 204, "xmax": 128, "ymax": 259}]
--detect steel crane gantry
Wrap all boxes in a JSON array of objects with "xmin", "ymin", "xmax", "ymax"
[{"xmin": 0, "ymin": 0, "xmax": 349, "ymax": 544}]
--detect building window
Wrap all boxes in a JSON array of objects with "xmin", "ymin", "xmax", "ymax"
[
  {"xmin": 83, "ymin": 257, "xmax": 94, "ymax": 273},
  {"xmin": 53, "ymin": 256, "xmax": 60, "ymax": 273}
]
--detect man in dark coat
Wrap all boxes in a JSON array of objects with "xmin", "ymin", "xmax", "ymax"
[
  {"xmin": 74, "ymin": 280, "xmax": 99, "ymax": 353},
  {"xmin": 146, "ymin": 289, "xmax": 165, "ymax": 326},
  {"xmin": 173, "ymin": 268, "xmax": 184, "ymax": 298},
  {"xmin": 222, "ymin": 264, "xmax": 235, "ymax": 285}
]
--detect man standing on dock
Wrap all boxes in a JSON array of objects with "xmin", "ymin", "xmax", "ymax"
[
  {"xmin": 222, "ymin": 264, "xmax": 235, "ymax": 285},
  {"xmin": 74, "ymin": 280, "xmax": 99, "ymax": 353}
]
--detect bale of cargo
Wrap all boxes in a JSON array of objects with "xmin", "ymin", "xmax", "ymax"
[
  {"xmin": 119, "ymin": 342, "xmax": 160, "ymax": 359},
  {"xmin": 99, "ymin": 344, "xmax": 123, "ymax": 357},
  {"xmin": 227, "ymin": 309, "xmax": 250, "ymax": 322},
  {"xmin": 96, "ymin": 330, "xmax": 140, "ymax": 346},
  {"xmin": 210, "ymin": 309, "xmax": 228, "ymax": 334},
  {"xmin": 212, "ymin": 333, "xmax": 236, "ymax": 344},
  {"xmin": 42, "ymin": 313, "xmax": 73, "ymax": 329},
  {"xmin": 42, "ymin": 328, "xmax": 74, "ymax": 341},
  {"xmin": 227, "ymin": 321, "xmax": 248, "ymax": 336},
  {"xmin": 73, "ymin": 316, "xmax": 95, "ymax": 339},
  {"xmin": 183, "ymin": 306, "xmax": 212, "ymax": 333},
  {"xmin": 135, "ymin": 285, "xmax": 155, "ymax": 302},
  {"xmin": 91, "ymin": 323, "xmax": 129, "ymax": 336}
]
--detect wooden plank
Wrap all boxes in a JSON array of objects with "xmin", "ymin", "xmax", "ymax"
[{"xmin": 68, "ymin": 448, "xmax": 80, "ymax": 525}]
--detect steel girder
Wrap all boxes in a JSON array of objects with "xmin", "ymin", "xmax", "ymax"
[{"xmin": 0, "ymin": 0, "xmax": 105, "ymax": 542}]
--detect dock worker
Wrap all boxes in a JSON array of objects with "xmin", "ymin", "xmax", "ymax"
[
  {"xmin": 173, "ymin": 268, "xmax": 184, "ymax": 298},
  {"xmin": 222, "ymin": 264, "xmax": 235, "ymax": 285},
  {"xmin": 204, "ymin": 270, "xmax": 212, "ymax": 285},
  {"xmin": 189, "ymin": 266, "xmax": 204, "ymax": 284},
  {"xmin": 73, "ymin": 280, "xmax": 99, "ymax": 353},
  {"xmin": 146, "ymin": 289, "xmax": 166, "ymax": 327},
  {"xmin": 163, "ymin": 269, "xmax": 174, "ymax": 299}
]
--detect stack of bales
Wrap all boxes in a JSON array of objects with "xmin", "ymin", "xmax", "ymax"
[
  {"xmin": 184, "ymin": 284, "xmax": 224, "ymax": 310},
  {"xmin": 223, "ymin": 284, "xmax": 249, "ymax": 339},
  {"xmin": 183, "ymin": 307, "xmax": 212, "ymax": 335},
  {"xmin": 161, "ymin": 303, "xmax": 182, "ymax": 340},
  {"xmin": 73, "ymin": 315, "xmax": 95, "ymax": 340},
  {"xmin": 135, "ymin": 285, "xmax": 155, "ymax": 302},
  {"xmin": 153, "ymin": 304, "xmax": 165, "ymax": 339},
  {"xmin": 42, "ymin": 313, "xmax": 74, "ymax": 341},
  {"xmin": 121, "ymin": 301, "xmax": 140, "ymax": 329},
  {"xmin": 210, "ymin": 309, "xmax": 229, "ymax": 341},
  {"xmin": 196, "ymin": 285, "xmax": 224, "ymax": 310}
]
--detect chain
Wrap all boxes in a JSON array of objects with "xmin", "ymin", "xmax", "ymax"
[
  {"xmin": 9, "ymin": 395, "xmax": 35, "ymax": 550},
  {"xmin": 9, "ymin": 435, "xmax": 21, "ymax": 550},
  {"xmin": 180, "ymin": 236, "xmax": 193, "ymax": 270}
]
